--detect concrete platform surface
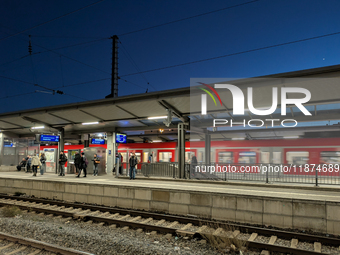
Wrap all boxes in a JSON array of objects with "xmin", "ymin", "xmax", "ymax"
[
  {"xmin": 1, "ymin": 172, "xmax": 340, "ymax": 234},
  {"xmin": 0, "ymin": 172, "xmax": 339, "ymax": 202}
]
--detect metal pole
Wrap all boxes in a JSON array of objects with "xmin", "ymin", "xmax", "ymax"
[
  {"xmin": 316, "ymin": 165, "xmax": 318, "ymax": 186},
  {"xmin": 57, "ymin": 128, "xmax": 64, "ymax": 175},
  {"xmin": 177, "ymin": 123, "xmax": 185, "ymax": 179},
  {"xmin": 106, "ymin": 35, "xmax": 119, "ymax": 98}
]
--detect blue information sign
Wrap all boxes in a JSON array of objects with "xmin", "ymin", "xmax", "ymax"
[
  {"xmin": 4, "ymin": 142, "xmax": 13, "ymax": 147},
  {"xmin": 116, "ymin": 133, "xmax": 127, "ymax": 143},
  {"xmin": 91, "ymin": 138, "xmax": 105, "ymax": 145},
  {"xmin": 40, "ymin": 135, "xmax": 60, "ymax": 142}
]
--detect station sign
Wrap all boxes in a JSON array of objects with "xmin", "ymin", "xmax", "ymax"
[
  {"xmin": 40, "ymin": 135, "xmax": 60, "ymax": 142},
  {"xmin": 91, "ymin": 138, "xmax": 105, "ymax": 145},
  {"xmin": 116, "ymin": 133, "xmax": 127, "ymax": 143},
  {"xmin": 4, "ymin": 141, "xmax": 13, "ymax": 147}
]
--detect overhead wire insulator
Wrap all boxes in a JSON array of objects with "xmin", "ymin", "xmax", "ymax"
[{"xmin": 28, "ymin": 35, "xmax": 32, "ymax": 55}]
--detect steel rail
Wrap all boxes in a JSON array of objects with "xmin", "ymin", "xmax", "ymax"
[
  {"xmin": 0, "ymin": 198, "xmax": 334, "ymax": 255},
  {"xmin": 0, "ymin": 231, "xmax": 94, "ymax": 255},
  {"xmin": 1, "ymin": 194, "xmax": 340, "ymax": 247}
]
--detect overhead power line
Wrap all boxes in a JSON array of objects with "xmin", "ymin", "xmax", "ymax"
[
  {"xmin": 0, "ymin": 76, "xmax": 110, "ymax": 100},
  {"xmin": 119, "ymin": 40, "xmax": 157, "ymax": 91},
  {"xmin": 0, "ymin": 0, "xmax": 107, "ymax": 43},
  {"xmin": 121, "ymin": 30, "xmax": 340, "ymax": 77},
  {"xmin": 118, "ymin": 0, "xmax": 260, "ymax": 36}
]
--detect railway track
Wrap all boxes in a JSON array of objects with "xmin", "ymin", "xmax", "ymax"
[
  {"xmin": 0, "ymin": 194, "xmax": 339, "ymax": 255},
  {"xmin": 0, "ymin": 231, "xmax": 94, "ymax": 255}
]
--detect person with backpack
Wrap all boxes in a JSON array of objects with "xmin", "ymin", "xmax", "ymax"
[
  {"xmin": 129, "ymin": 152, "xmax": 138, "ymax": 180},
  {"xmin": 77, "ymin": 152, "xmax": 87, "ymax": 178},
  {"xmin": 92, "ymin": 154, "xmax": 100, "ymax": 176},
  {"xmin": 31, "ymin": 154, "xmax": 42, "ymax": 177},
  {"xmin": 58, "ymin": 151, "xmax": 67, "ymax": 176}
]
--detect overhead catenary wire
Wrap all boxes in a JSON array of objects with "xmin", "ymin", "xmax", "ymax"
[
  {"xmin": 118, "ymin": 0, "xmax": 260, "ymax": 36},
  {"xmin": 0, "ymin": 0, "xmax": 107, "ymax": 43},
  {"xmin": 119, "ymin": 40, "xmax": 157, "ymax": 92},
  {"xmin": 121, "ymin": 79, "xmax": 148, "ymax": 90},
  {"xmin": 121, "ymin": 30, "xmax": 340, "ymax": 77},
  {"xmin": 0, "ymin": 76, "xmax": 110, "ymax": 100}
]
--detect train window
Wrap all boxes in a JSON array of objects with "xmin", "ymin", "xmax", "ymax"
[
  {"xmin": 286, "ymin": 151, "xmax": 309, "ymax": 164},
  {"xmin": 135, "ymin": 152, "xmax": 141, "ymax": 163},
  {"xmin": 198, "ymin": 151, "xmax": 203, "ymax": 162},
  {"xmin": 120, "ymin": 152, "xmax": 127, "ymax": 162},
  {"xmin": 273, "ymin": 152, "xmax": 281, "ymax": 164},
  {"xmin": 320, "ymin": 151, "xmax": 340, "ymax": 164},
  {"xmin": 218, "ymin": 152, "xmax": 233, "ymax": 163},
  {"xmin": 143, "ymin": 152, "xmax": 149, "ymax": 162},
  {"xmin": 159, "ymin": 152, "xmax": 172, "ymax": 162},
  {"xmin": 261, "ymin": 152, "xmax": 270, "ymax": 164},
  {"xmin": 239, "ymin": 151, "xmax": 256, "ymax": 164},
  {"xmin": 185, "ymin": 151, "xmax": 195, "ymax": 162}
]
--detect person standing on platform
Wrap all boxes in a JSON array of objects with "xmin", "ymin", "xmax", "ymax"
[
  {"xmin": 118, "ymin": 153, "xmax": 123, "ymax": 174},
  {"xmin": 77, "ymin": 152, "xmax": 88, "ymax": 178},
  {"xmin": 190, "ymin": 154, "xmax": 198, "ymax": 178},
  {"xmin": 74, "ymin": 152, "xmax": 81, "ymax": 175},
  {"xmin": 26, "ymin": 155, "xmax": 31, "ymax": 173},
  {"xmin": 58, "ymin": 151, "xmax": 67, "ymax": 176},
  {"xmin": 129, "ymin": 152, "xmax": 138, "ymax": 180},
  {"xmin": 92, "ymin": 154, "xmax": 100, "ymax": 176},
  {"xmin": 40, "ymin": 153, "xmax": 46, "ymax": 175},
  {"xmin": 148, "ymin": 152, "xmax": 153, "ymax": 163},
  {"xmin": 31, "ymin": 154, "xmax": 41, "ymax": 177}
]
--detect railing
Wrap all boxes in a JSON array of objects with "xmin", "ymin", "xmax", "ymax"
[
  {"xmin": 121, "ymin": 161, "xmax": 340, "ymax": 186},
  {"xmin": 123, "ymin": 162, "xmax": 180, "ymax": 178},
  {"xmin": 190, "ymin": 162, "xmax": 340, "ymax": 185}
]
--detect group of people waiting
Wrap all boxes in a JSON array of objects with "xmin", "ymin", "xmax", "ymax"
[
  {"xmin": 16, "ymin": 151, "xmax": 145, "ymax": 179},
  {"xmin": 17, "ymin": 153, "xmax": 46, "ymax": 177},
  {"xmin": 64, "ymin": 151, "xmax": 100, "ymax": 178}
]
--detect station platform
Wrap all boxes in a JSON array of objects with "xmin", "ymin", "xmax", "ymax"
[{"xmin": 0, "ymin": 172, "xmax": 339, "ymax": 235}]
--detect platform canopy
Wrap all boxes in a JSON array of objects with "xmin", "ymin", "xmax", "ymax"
[{"xmin": 1, "ymin": 64, "xmax": 340, "ymax": 142}]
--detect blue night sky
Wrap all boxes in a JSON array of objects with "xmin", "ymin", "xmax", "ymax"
[{"xmin": 0, "ymin": 0, "xmax": 340, "ymax": 113}]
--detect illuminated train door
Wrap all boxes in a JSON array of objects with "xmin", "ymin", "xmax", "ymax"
[
  {"xmin": 118, "ymin": 150, "xmax": 128, "ymax": 170},
  {"xmin": 185, "ymin": 149, "xmax": 197, "ymax": 163},
  {"xmin": 158, "ymin": 150, "xmax": 175, "ymax": 162}
]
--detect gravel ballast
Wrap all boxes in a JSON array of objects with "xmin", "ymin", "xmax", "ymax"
[{"xmin": 0, "ymin": 212, "xmax": 230, "ymax": 255}]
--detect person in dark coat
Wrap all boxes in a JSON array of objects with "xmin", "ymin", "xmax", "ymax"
[
  {"xmin": 74, "ymin": 152, "xmax": 81, "ymax": 175},
  {"xmin": 40, "ymin": 153, "xmax": 46, "ymax": 175},
  {"xmin": 92, "ymin": 154, "xmax": 100, "ymax": 176},
  {"xmin": 129, "ymin": 152, "xmax": 138, "ymax": 180},
  {"xmin": 17, "ymin": 158, "xmax": 26, "ymax": 171},
  {"xmin": 58, "ymin": 151, "xmax": 67, "ymax": 176},
  {"xmin": 190, "ymin": 154, "xmax": 198, "ymax": 178},
  {"xmin": 77, "ymin": 152, "xmax": 87, "ymax": 178}
]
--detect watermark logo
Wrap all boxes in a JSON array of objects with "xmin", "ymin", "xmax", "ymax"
[{"xmin": 199, "ymin": 83, "xmax": 312, "ymax": 128}]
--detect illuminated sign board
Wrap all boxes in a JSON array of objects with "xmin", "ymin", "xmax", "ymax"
[
  {"xmin": 116, "ymin": 133, "xmax": 127, "ymax": 144},
  {"xmin": 91, "ymin": 138, "xmax": 105, "ymax": 145},
  {"xmin": 40, "ymin": 135, "xmax": 60, "ymax": 142}
]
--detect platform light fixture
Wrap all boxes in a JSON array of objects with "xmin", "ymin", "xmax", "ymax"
[
  {"xmin": 31, "ymin": 126, "xmax": 44, "ymax": 129},
  {"xmin": 152, "ymin": 140, "xmax": 162, "ymax": 143},
  {"xmin": 189, "ymin": 139, "xmax": 201, "ymax": 141},
  {"xmin": 283, "ymin": 136, "xmax": 299, "ymax": 139},
  {"xmin": 231, "ymin": 137, "xmax": 245, "ymax": 140},
  {"xmin": 147, "ymin": 116, "xmax": 167, "ymax": 120},
  {"xmin": 82, "ymin": 122, "xmax": 99, "ymax": 125}
]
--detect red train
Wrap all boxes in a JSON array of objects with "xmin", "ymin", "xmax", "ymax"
[{"xmin": 40, "ymin": 137, "xmax": 340, "ymax": 175}]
